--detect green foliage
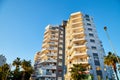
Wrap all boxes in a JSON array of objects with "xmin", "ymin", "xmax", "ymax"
[
  {"xmin": 104, "ymin": 52, "xmax": 120, "ymax": 80},
  {"xmin": 0, "ymin": 64, "xmax": 10, "ymax": 80},
  {"xmin": 21, "ymin": 59, "xmax": 34, "ymax": 80},
  {"xmin": 0, "ymin": 57, "xmax": 34, "ymax": 80},
  {"xmin": 70, "ymin": 64, "xmax": 88, "ymax": 80}
]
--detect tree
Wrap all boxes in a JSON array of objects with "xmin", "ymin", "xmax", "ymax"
[
  {"xmin": 21, "ymin": 59, "xmax": 34, "ymax": 80},
  {"xmin": 12, "ymin": 57, "xmax": 22, "ymax": 80},
  {"xmin": 12, "ymin": 57, "xmax": 21, "ymax": 71},
  {"xmin": 70, "ymin": 64, "xmax": 88, "ymax": 80},
  {"xmin": 0, "ymin": 57, "xmax": 34, "ymax": 80},
  {"xmin": 0, "ymin": 63, "xmax": 10, "ymax": 80},
  {"xmin": 104, "ymin": 52, "xmax": 119, "ymax": 80}
]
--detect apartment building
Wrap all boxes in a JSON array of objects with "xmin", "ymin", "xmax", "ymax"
[
  {"xmin": 64, "ymin": 12, "xmax": 106, "ymax": 80},
  {"xmin": 34, "ymin": 12, "xmax": 106, "ymax": 80},
  {"xmin": 34, "ymin": 23, "xmax": 66, "ymax": 80},
  {"xmin": 0, "ymin": 54, "xmax": 6, "ymax": 66}
]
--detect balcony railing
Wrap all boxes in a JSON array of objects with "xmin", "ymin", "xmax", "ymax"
[
  {"xmin": 73, "ymin": 60, "xmax": 88, "ymax": 64},
  {"xmin": 39, "ymin": 59, "xmax": 57, "ymax": 64},
  {"xmin": 41, "ymin": 65, "xmax": 56, "ymax": 69},
  {"xmin": 50, "ymin": 38, "xmax": 58, "ymax": 41},
  {"xmin": 72, "ymin": 37, "xmax": 86, "ymax": 42},
  {"xmin": 47, "ymin": 53, "xmax": 57, "ymax": 56},
  {"xmin": 37, "ymin": 73, "xmax": 56, "ymax": 77},
  {"xmin": 72, "ymin": 31, "xmax": 84, "ymax": 36},
  {"xmin": 73, "ymin": 44, "xmax": 86, "ymax": 48}
]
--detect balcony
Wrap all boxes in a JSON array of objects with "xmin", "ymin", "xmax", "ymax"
[
  {"xmin": 39, "ymin": 59, "xmax": 57, "ymax": 64},
  {"xmin": 72, "ymin": 18, "xmax": 83, "ymax": 23},
  {"xmin": 37, "ymin": 73, "xmax": 56, "ymax": 77},
  {"xmin": 48, "ymin": 47, "xmax": 57, "ymax": 51},
  {"xmin": 41, "ymin": 65, "xmax": 56, "ymax": 70},
  {"xmin": 41, "ymin": 48, "xmax": 48, "ymax": 52},
  {"xmin": 50, "ymin": 38, "xmax": 58, "ymax": 41},
  {"xmin": 47, "ymin": 53, "xmax": 57, "ymax": 57},
  {"xmin": 70, "ymin": 13, "xmax": 82, "ymax": 20},
  {"xmin": 51, "ymin": 33, "xmax": 59, "ymax": 37},
  {"xmin": 72, "ymin": 31, "xmax": 84, "ymax": 36},
  {"xmin": 72, "ymin": 37, "xmax": 86, "ymax": 42},
  {"xmin": 74, "ymin": 52, "xmax": 87, "ymax": 57},
  {"xmin": 73, "ymin": 60, "xmax": 88, "ymax": 64},
  {"xmin": 49, "ymin": 42, "xmax": 58, "ymax": 46},
  {"xmin": 42, "ymin": 43, "xmax": 48, "ymax": 48},
  {"xmin": 72, "ymin": 25, "xmax": 84, "ymax": 30},
  {"xmin": 44, "ymin": 32, "xmax": 50, "ymax": 38},
  {"xmin": 72, "ymin": 21, "xmax": 83, "ymax": 25},
  {"xmin": 69, "ymin": 51, "xmax": 88, "ymax": 60},
  {"xmin": 40, "ymin": 54, "xmax": 46, "ymax": 58},
  {"xmin": 73, "ymin": 44, "xmax": 86, "ymax": 49}
]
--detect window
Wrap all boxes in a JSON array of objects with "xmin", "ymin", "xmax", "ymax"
[
  {"xmin": 86, "ymin": 18, "xmax": 90, "ymax": 21},
  {"xmin": 85, "ymin": 14, "xmax": 89, "ymax": 18},
  {"xmin": 93, "ymin": 53, "xmax": 98, "ymax": 56},
  {"xmin": 94, "ymin": 56, "xmax": 99, "ymax": 60},
  {"xmin": 59, "ymin": 50, "xmax": 62, "ymax": 54},
  {"xmin": 90, "ymin": 39, "xmax": 95, "ymax": 43},
  {"xmin": 89, "ymin": 33, "xmax": 94, "ymax": 37},
  {"xmin": 91, "ymin": 46, "xmax": 97, "ymax": 50},
  {"xmin": 94, "ymin": 60, "xmax": 100, "ymax": 65},
  {"xmin": 58, "ymin": 77, "xmax": 62, "ymax": 80},
  {"xmin": 59, "ymin": 56, "xmax": 62, "ymax": 59},
  {"xmin": 96, "ymin": 66, "xmax": 101, "ymax": 70},
  {"xmin": 87, "ymin": 23, "xmax": 91, "ymax": 26},
  {"xmin": 58, "ymin": 62, "xmax": 62, "ymax": 66},
  {"xmin": 59, "ymin": 45, "xmax": 63, "ymax": 47},
  {"xmin": 88, "ymin": 28, "xmax": 92, "ymax": 31},
  {"xmin": 58, "ymin": 70, "xmax": 62, "ymax": 75}
]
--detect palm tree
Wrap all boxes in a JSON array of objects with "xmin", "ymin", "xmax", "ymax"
[
  {"xmin": 12, "ymin": 57, "xmax": 21, "ymax": 71},
  {"xmin": 12, "ymin": 57, "xmax": 22, "ymax": 80},
  {"xmin": 104, "ymin": 52, "xmax": 119, "ymax": 80},
  {"xmin": 21, "ymin": 60, "xmax": 33, "ymax": 80},
  {"xmin": 0, "ymin": 63, "xmax": 10, "ymax": 80},
  {"xmin": 70, "ymin": 64, "xmax": 88, "ymax": 80}
]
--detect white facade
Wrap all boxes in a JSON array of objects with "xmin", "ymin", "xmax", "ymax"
[
  {"xmin": 34, "ymin": 12, "xmax": 107, "ymax": 80},
  {"xmin": 83, "ymin": 13, "xmax": 106, "ymax": 80},
  {"xmin": 65, "ymin": 12, "xmax": 106, "ymax": 80},
  {"xmin": 34, "ymin": 25, "xmax": 64, "ymax": 80}
]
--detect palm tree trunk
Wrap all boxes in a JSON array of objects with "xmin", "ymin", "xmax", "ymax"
[
  {"xmin": 113, "ymin": 64, "xmax": 119, "ymax": 80},
  {"xmin": 22, "ymin": 71, "xmax": 25, "ymax": 80}
]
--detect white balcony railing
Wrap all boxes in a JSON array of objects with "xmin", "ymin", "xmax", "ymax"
[
  {"xmin": 72, "ymin": 37, "xmax": 86, "ymax": 42},
  {"xmin": 72, "ymin": 31, "xmax": 84, "ymax": 36},
  {"xmin": 47, "ymin": 53, "xmax": 57, "ymax": 56}
]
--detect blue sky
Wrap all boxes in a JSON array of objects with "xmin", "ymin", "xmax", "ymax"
[{"xmin": 0, "ymin": 0, "xmax": 120, "ymax": 64}]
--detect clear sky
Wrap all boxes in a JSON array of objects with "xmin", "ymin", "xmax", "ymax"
[{"xmin": 0, "ymin": 0, "xmax": 120, "ymax": 64}]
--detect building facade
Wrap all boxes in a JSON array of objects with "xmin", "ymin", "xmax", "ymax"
[
  {"xmin": 0, "ymin": 54, "xmax": 6, "ymax": 66},
  {"xmin": 64, "ymin": 12, "xmax": 106, "ymax": 80},
  {"xmin": 34, "ymin": 12, "xmax": 106, "ymax": 80},
  {"xmin": 34, "ymin": 24, "xmax": 66, "ymax": 80}
]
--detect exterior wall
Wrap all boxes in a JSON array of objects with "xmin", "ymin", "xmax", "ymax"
[
  {"xmin": 116, "ymin": 63, "xmax": 120, "ymax": 80},
  {"xmin": 34, "ymin": 12, "xmax": 106, "ymax": 80},
  {"xmin": 65, "ymin": 12, "xmax": 106, "ymax": 80},
  {"xmin": 34, "ymin": 25, "xmax": 66, "ymax": 80},
  {"xmin": 0, "ymin": 55, "xmax": 6, "ymax": 66}
]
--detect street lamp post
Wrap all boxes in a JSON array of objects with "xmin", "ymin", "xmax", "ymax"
[
  {"xmin": 104, "ymin": 26, "xmax": 120, "ymax": 80},
  {"xmin": 104, "ymin": 26, "xmax": 120, "ymax": 63}
]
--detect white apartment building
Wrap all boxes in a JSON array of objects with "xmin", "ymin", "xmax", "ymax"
[
  {"xmin": 34, "ymin": 24, "xmax": 66, "ymax": 80},
  {"xmin": 0, "ymin": 54, "xmax": 6, "ymax": 66},
  {"xmin": 34, "ymin": 12, "xmax": 107, "ymax": 80},
  {"xmin": 65, "ymin": 12, "xmax": 106, "ymax": 80}
]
